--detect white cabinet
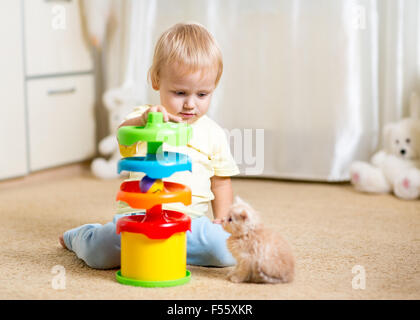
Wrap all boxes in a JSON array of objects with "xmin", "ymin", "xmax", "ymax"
[
  {"xmin": 27, "ymin": 75, "xmax": 95, "ymax": 171},
  {"xmin": 0, "ymin": 1, "xmax": 28, "ymax": 180},
  {"xmin": 0, "ymin": 0, "xmax": 95, "ymax": 180},
  {"xmin": 24, "ymin": 0, "xmax": 92, "ymax": 76}
]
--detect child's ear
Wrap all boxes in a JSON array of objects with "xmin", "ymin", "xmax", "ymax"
[
  {"xmin": 150, "ymin": 73, "xmax": 160, "ymax": 91},
  {"xmin": 152, "ymin": 81, "xmax": 160, "ymax": 91}
]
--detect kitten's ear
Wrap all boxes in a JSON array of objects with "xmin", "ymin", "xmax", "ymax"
[
  {"xmin": 235, "ymin": 196, "xmax": 245, "ymax": 204},
  {"xmin": 239, "ymin": 210, "xmax": 249, "ymax": 220}
]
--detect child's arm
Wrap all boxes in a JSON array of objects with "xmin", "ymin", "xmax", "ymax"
[
  {"xmin": 211, "ymin": 176, "xmax": 234, "ymax": 223},
  {"xmin": 118, "ymin": 105, "xmax": 182, "ymax": 128}
]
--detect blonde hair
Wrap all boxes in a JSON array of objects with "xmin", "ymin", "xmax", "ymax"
[{"xmin": 148, "ymin": 23, "xmax": 223, "ymax": 89}]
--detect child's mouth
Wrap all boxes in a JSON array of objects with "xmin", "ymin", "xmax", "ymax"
[{"xmin": 180, "ymin": 113, "xmax": 195, "ymax": 119}]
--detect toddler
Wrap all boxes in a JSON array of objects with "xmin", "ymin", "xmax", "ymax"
[{"xmin": 59, "ymin": 22, "xmax": 240, "ymax": 269}]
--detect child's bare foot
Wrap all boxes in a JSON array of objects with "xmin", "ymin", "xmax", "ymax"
[{"xmin": 59, "ymin": 235, "xmax": 67, "ymax": 249}]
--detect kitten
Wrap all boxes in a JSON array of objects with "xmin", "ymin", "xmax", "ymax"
[{"xmin": 222, "ymin": 196, "xmax": 295, "ymax": 284}]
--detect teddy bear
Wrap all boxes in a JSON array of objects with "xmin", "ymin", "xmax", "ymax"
[
  {"xmin": 90, "ymin": 88, "xmax": 138, "ymax": 179},
  {"xmin": 349, "ymin": 92, "xmax": 420, "ymax": 200}
]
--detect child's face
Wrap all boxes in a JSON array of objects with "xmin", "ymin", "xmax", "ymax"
[{"xmin": 156, "ymin": 63, "xmax": 218, "ymax": 124}]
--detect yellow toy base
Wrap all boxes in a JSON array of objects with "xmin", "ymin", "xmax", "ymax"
[{"xmin": 120, "ymin": 231, "xmax": 187, "ymax": 281}]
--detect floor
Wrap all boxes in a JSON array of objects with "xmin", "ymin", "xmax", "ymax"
[{"xmin": 0, "ymin": 164, "xmax": 419, "ymax": 299}]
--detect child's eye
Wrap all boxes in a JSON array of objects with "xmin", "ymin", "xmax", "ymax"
[
  {"xmin": 174, "ymin": 91, "xmax": 185, "ymax": 96},
  {"xmin": 406, "ymin": 138, "xmax": 410, "ymax": 144},
  {"xmin": 197, "ymin": 93, "xmax": 207, "ymax": 98}
]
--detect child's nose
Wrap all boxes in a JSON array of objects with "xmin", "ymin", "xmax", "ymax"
[{"xmin": 183, "ymin": 99, "xmax": 195, "ymax": 110}]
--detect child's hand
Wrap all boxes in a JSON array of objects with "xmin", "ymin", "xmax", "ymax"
[
  {"xmin": 212, "ymin": 218, "xmax": 223, "ymax": 224},
  {"xmin": 119, "ymin": 105, "xmax": 182, "ymax": 128},
  {"xmin": 142, "ymin": 105, "xmax": 182, "ymax": 124}
]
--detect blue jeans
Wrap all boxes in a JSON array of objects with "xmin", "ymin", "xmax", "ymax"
[{"xmin": 63, "ymin": 215, "xmax": 236, "ymax": 269}]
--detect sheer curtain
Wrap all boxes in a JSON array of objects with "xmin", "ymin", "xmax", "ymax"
[{"xmin": 102, "ymin": 0, "xmax": 420, "ymax": 181}]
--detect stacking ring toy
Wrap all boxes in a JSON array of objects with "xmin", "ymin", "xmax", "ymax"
[{"xmin": 115, "ymin": 112, "xmax": 193, "ymax": 287}]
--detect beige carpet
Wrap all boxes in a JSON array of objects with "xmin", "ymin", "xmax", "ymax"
[{"xmin": 0, "ymin": 164, "xmax": 419, "ymax": 300}]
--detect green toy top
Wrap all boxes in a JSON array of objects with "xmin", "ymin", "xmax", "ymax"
[{"xmin": 117, "ymin": 112, "xmax": 192, "ymax": 154}]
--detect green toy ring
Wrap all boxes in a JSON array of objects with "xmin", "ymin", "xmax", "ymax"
[
  {"xmin": 115, "ymin": 270, "xmax": 191, "ymax": 288},
  {"xmin": 117, "ymin": 112, "xmax": 192, "ymax": 147}
]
